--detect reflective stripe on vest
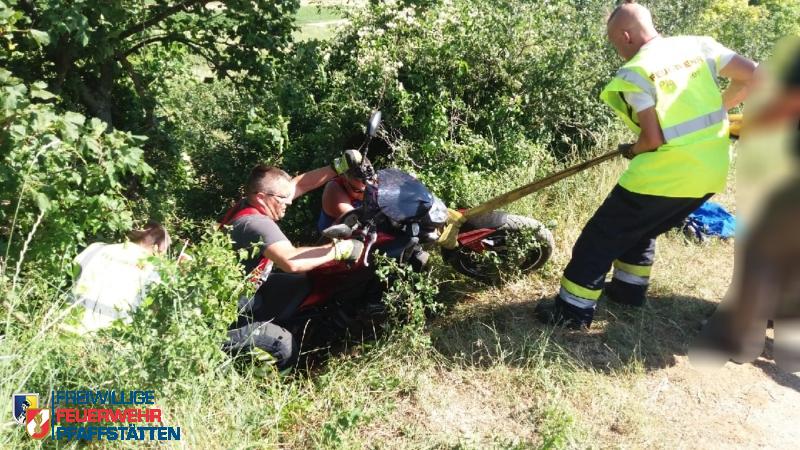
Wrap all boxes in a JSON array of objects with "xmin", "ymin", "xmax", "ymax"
[
  {"xmin": 662, "ymin": 107, "xmax": 727, "ymax": 142},
  {"xmin": 616, "ymin": 68, "xmax": 657, "ymax": 98}
]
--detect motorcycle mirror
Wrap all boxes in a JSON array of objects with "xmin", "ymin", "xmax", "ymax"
[
  {"xmin": 367, "ymin": 110, "xmax": 382, "ymax": 138},
  {"xmin": 322, "ymin": 223, "xmax": 354, "ymax": 240}
]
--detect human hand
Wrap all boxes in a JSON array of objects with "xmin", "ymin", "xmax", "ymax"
[
  {"xmin": 332, "ymin": 238, "xmax": 365, "ymax": 262},
  {"xmin": 331, "ymin": 150, "xmax": 363, "ymax": 175},
  {"xmin": 618, "ymin": 143, "xmax": 636, "ymax": 160}
]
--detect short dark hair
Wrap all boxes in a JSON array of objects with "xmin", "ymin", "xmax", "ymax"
[
  {"xmin": 246, "ymin": 164, "xmax": 291, "ymax": 195},
  {"xmin": 128, "ymin": 221, "xmax": 170, "ymax": 250}
]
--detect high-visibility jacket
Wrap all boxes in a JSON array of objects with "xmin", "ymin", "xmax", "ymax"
[{"xmin": 601, "ymin": 36, "xmax": 731, "ymax": 198}]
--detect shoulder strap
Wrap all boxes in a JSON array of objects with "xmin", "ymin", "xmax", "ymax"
[{"xmin": 219, "ymin": 199, "xmax": 267, "ymax": 228}]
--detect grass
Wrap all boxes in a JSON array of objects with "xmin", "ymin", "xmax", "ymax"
[
  {"xmin": 294, "ymin": 2, "xmax": 349, "ymax": 42},
  {"xmin": 2, "ymin": 138, "xmax": 744, "ymax": 449},
  {"xmin": 296, "ymin": 5, "xmax": 343, "ymax": 25}
]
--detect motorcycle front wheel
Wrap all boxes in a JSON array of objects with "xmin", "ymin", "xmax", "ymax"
[{"xmin": 442, "ymin": 211, "xmax": 554, "ymax": 284}]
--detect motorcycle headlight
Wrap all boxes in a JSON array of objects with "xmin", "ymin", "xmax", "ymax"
[{"xmin": 426, "ymin": 196, "xmax": 448, "ymax": 226}]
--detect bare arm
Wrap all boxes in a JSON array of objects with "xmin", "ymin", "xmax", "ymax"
[
  {"xmin": 291, "ymin": 166, "xmax": 338, "ymax": 199},
  {"xmin": 631, "ymin": 106, "xmax": 665, "ymax": 156},
  {"xmin": 321, "ymin": 181, "xmax": 356, "ymax": 219},
  {"xmin": 264, "ymin": 240, "xmax": 335, "ymax": 273},
  {"xmin": 720, "ymin": 55, "xmax": 758, "ymax": 110}
]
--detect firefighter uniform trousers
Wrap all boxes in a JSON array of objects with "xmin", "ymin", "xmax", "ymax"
[{"xmin": 559, "ymin": 185, "xmax": 711, "ymax": 309}]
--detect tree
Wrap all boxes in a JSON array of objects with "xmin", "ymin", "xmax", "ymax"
[{"xmin": 0, "ymin": 0, "xmax": 300, "ymax": 129}]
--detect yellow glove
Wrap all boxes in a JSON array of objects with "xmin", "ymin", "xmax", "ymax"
[
  {"xmin": 729, "ymin": 113, "xmax": 743, "ymax": 138},
  {"xmin": 333, "ymin": 239, "xmax": 364, "ymax": 262},
  {"xmin": 331, "ymin": 150, "xmax": 363, "ymax": 175}
]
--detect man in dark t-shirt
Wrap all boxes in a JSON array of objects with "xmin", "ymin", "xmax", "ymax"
[
  {"xmin": 222, "ymin": 152, "xmax": 366, "ymax": 368},
  {"xmin": 225, "ymin": 152, "xmax": 366, "ymax": 279},
  {"xmin": 230, "ymin": 213, "xmax": 289, "ymax": 274}
]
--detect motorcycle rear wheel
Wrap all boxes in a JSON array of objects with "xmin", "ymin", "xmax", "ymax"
[{"xmin": 442, "ymin": 211, "xmax": 554, "ymax": 284}]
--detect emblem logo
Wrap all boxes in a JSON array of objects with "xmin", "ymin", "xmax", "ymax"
[
  {"xmin": 12, "ymin": 393, "xmax": 38, "ymax": 426},
  {"xmin": 26, "ymin": 408, "xmax": 51, "ymax": 440}
]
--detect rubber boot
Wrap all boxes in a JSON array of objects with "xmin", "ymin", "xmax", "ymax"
[
  {"xmin": 535, "ymin": 296, "xmax": 594, "ymax": 329},
  {"xmin": 604, "ymin": 278, "xmax": 647, "ymax": 307}
]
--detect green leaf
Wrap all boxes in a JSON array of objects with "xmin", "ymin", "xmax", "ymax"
[
  {"xmin": 64, "ymin": 111, "xmax": 86, "ymax": 125},
  {"xmin": 30, "ymin": 81, "xmax": 56, "ymax": 100},
  {"xmin": 29, "ymin": 29, "xmax": 50, "ymax": 46},
  {"xmin": 83, "ymin": 137, "xmax": 101, "ymax": 154},
  {"xmin": 36, "ymin": 192, "xmax": 51, "ymax": 212}
]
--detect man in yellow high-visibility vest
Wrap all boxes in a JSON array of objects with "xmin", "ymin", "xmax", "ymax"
[{"xmin": 535, "ymin": 1, "xmax": 757, "ymax": 329}]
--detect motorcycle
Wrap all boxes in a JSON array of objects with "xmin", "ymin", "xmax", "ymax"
[
  {"xmin": 316, "ymin": 110, "xmax": 555, "ymax": 284},
  {"xmin": 263, "ymin": 112, "xmax": 555, "ymax": 355}
]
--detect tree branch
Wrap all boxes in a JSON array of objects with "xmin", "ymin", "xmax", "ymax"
[
  {"xmin": 77, "ymin": 68, "xmax": 114, "ymax": 128},
  {"xmin": 76, "ymin": 81, "xmax": 107, "ymax": 124},
  {"xmin": 115, "ymin": 35, "xmax": 172, "ymax": 60},
  {"xmin": 117, "ymin": 34, "xmax": 221, "ymax": 72},
  {"xmin": 117, "ymin": 0, "xmax": 209, "ymax": 41},
  {"xmin": 51, "ymin": 34, "xmax": 74, "ymax": 93}
]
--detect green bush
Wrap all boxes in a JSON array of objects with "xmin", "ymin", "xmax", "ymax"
[
  {"xmin": 107, "ymin": 229, "xmax": 249, "ymax": 386},
  {"xmin": 374, "ymin": 252, "xmax": 442, "ymax": 334},
  {"xmin": 696, "ymin": 0, "xmax": 800, "ymax": 62},
  {"xmin": 0, "ymin": 70, "xmax": 152, "ymax": 283}
]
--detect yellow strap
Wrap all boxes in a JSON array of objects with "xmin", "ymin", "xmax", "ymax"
[
  {"xmin": 560, "ymin": 277, "xmax": 602, "ymax": 301},
  {"xmin": 437, "ymin": 208, "xmax": 466, "ymax": 249},
  {"xmin": 613, "ymin": 260, "xmax": 652, "ymax": 277}
]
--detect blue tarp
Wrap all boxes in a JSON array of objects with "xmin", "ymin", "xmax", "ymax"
[{"xmin": 683, "ymin": 201, "xmax": 736, "ymax": 239}]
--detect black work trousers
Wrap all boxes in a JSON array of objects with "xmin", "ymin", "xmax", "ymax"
[
  {"xmin": 560, "ymin": 184, "xmax": 711, "ymax": 307},
  {"xmin": 224, "ymin": 273, "xmax": 311, "ymax": 369}
]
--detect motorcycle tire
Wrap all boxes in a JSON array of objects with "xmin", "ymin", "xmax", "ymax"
[{"xmin": 442, "ymin": 211, "xmax": 554, "ymax": 284}]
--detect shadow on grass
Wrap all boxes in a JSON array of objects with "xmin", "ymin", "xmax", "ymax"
[{"xmin": 430, "ymin": 293, "xmax": 718, "ymax": 373}]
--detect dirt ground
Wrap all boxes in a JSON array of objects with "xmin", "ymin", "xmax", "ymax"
[
  {"xmin": 635, "ymin": 348, "xmax": 800, "ymax": 449},
  {"xmin": 369, "ymin": 230, "xmax": 800, "ymax": 448}
]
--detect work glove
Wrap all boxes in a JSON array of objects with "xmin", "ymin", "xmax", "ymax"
[
  {"xmin": 332, "ymin": 238, "xmax": 365, "ymax": 262},
  {"xmin": 729, "ymin": 113, "xmax": 743, "ymax": 139},
  {"xmin": 618, "ymin": 143, "xmax": 636, "ymax": 160},
  {"xmin": 331, "ymin": 150, "xmax": 363, "ymax": 175}
]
